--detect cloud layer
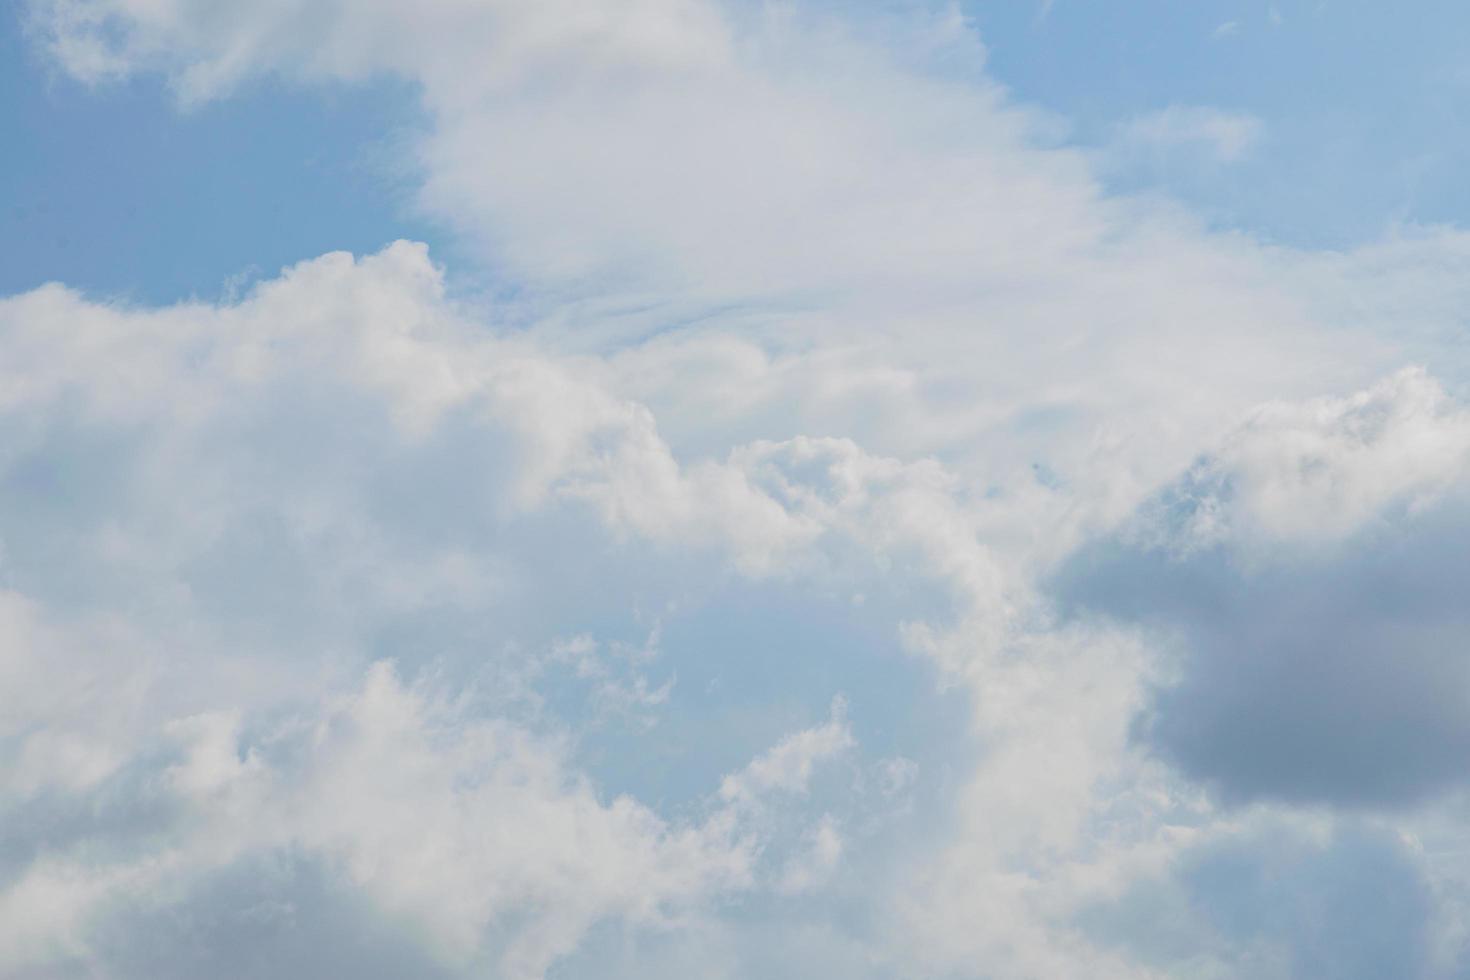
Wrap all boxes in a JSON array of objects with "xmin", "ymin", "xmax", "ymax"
[{"xmin": 10, "ymin": 1, "xmax": 1470, "ymax": 977}]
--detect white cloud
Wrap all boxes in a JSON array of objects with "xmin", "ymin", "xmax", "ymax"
[
  {"xmin": 719, "ymin": 696, "xmax": 853, "ymax": 805},
  {"xmin": 776, "ymin": 815, "xmax": 844, "ymax": 894},
  {"xmin": 0, "ymin": 654, "xmax": 864, "ymax": 979},
  {"xmin": 0, "ymin": 243, "xmax": 944, "ymax": 977},
  {"xmin": 1160, "ymin": 366, "xmax": 1470, "ymax": 551}
]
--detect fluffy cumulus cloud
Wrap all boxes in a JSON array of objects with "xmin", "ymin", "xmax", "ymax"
[{"xmin": 11, "ymin": 0, "xmax": 1470, "ymax": 977}]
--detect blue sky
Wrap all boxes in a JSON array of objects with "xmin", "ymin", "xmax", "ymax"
[
  {"xmin": 9, "ymin": 0, "xmax": 1470, "ymax": 302},
  {"xmin": 975, "ymin": 0, "xmax": 1470, "ymax": 244},
  {"xmin": 8, "ymin": 2, "xmax": 1470, "ymax": 978},
  {"xmin": 0, "ymin": 12, "xmax": 430, "ymax": 303}
]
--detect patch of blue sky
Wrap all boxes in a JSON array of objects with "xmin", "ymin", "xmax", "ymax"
[
  {"xmin": 0, "ymin": 13, "xmax": 438, "ymax": 305},
  {"xmin": 968, "ymin": 0, "xmax": 1470, "ymax": 245},
  {"xmin": 566, "ymin": 578, "xmax": 973, "ymax": 809}
]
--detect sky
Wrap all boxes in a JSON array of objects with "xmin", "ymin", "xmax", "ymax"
[{"xmin": 5, "ymin": 2, "xmax": 1470, "ymax": 978}]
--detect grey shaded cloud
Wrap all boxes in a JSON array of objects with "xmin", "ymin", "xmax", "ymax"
[
  {"xmin": 85, "ymin": 854, "xmax": 459, "ymax": 980},
  {"xmin": 1054, "ymin": 373, "xmax": 1470, "ymax": 807}
]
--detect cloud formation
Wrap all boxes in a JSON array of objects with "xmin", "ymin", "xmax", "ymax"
[
  {"xmin": 0, "ymin": 245, "xmax": 894, "ymax": 977},
  {"xmin": 1058, "ymin": 369, "xmax": 1470, "ymax": 808},
  {"xmin": 10, "ymin": 1, "xmax": 1470, "ymax": 977}
]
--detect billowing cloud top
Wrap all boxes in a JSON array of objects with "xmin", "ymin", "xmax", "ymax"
[{"xmin": 8, "ymin": 1, "xmax": 1470, "ymax": 978}]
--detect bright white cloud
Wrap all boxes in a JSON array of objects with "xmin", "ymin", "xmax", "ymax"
[{"xmin": 1160, "ymin": 366, "xmax": 1470, "ymax": 549}]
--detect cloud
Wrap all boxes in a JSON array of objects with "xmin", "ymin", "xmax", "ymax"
[
  {"xmin": 0, "ymin": 644, "xmax": 865, "ymax": 979},
  {"xmin": 14, "ymin": 1, "xmax": 1470, "ymax": 977},
  {"xmin": 0, "ymin": 660, "xmax": 759, "ymax": 980},
  {"xmin": 1055, "ymin": 369, "xmax": 1470, "ymax": 807},
  {"xmin": 1112, "ymin": 105, "xmax": 1264, "ymax": 165},
  {"xmin": 719, "ymin": 696, "xmax": 853, "ymax": 805},
  {"xmin": 0, "ymin": 243, "xmax": 896, "ymax": 977},
  {"xmin": 11, "ymin": 238, "xmax": 1461, "ymax": 977}
]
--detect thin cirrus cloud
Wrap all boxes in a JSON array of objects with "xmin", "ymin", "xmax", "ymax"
[
  {"xmin": 8, "ymin": 1, "xmax": 1470, "ymax": 978},
  {"xmin": 1110, "ymin": 105, "xmax": 1264, "ymax": 166}
]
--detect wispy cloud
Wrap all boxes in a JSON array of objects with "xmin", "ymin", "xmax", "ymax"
[{"xmin": 1112, "ymin": 104, "xmax": 1265, "ymax": 164}]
